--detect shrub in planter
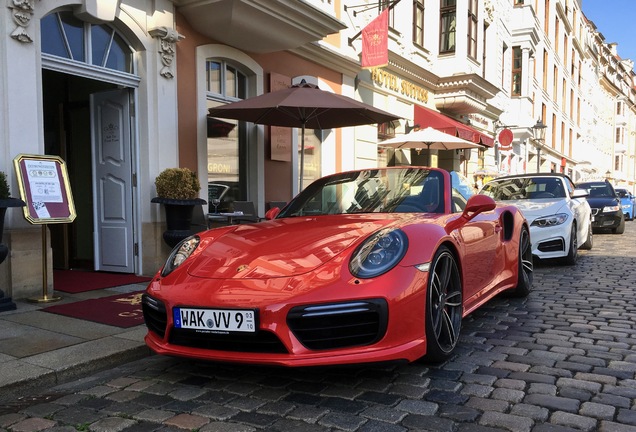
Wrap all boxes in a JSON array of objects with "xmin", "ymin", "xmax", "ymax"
[
  {"xmin": 0, "ymin": 172, "xmax": 9, "ymax": 200},
  {"xmin": 151, "ymin": 168, "xmax": 206, "ymax": 247},
  {"xmin": 154, "ymin": 168, "xmax": 201, "ymax": 200}
]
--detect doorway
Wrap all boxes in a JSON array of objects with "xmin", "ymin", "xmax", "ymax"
[{"xmin": 42, "ymin": 69, "xmax": 136, "ymax": 273}]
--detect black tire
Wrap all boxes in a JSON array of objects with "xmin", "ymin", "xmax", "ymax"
[
  {"xmin": 509, "ymin": 226, "xmax": 533, "ymax": 297},
  {"xmin": 580, "ymin": 223, "xmax": 593, "ymax": 250},
  {"xmin": 562, "ymin": 224, "xmax": 578, "ymax": 266},
  {"xmin": 424, "ymin": 246, "xmax": 462, "ymax": 363},
  {"xmin": 612, "ymin": 216, "xmax": 625, "ymax": 234}
]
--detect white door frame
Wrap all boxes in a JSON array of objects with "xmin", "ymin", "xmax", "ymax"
[{"xmin": 42, "ymin": 57, "xmax": 141, "ymax": 273}]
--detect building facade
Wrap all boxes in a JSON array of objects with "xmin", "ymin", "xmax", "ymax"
[
  {"xmin": 496, "ymin": 0, "xmax": 636, "ymax": 184},
  {"xmin": 1, "ymin": 0, "xmax": 635, "ymax": 301}
]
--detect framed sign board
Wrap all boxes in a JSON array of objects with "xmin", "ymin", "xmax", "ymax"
[{"xmin": 13, "ymin": 154, "xmax": 76, "ymax": 224}]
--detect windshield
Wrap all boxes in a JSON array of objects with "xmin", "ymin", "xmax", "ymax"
[
  {"xmin": 577, "ymin": 182, "xmax": 614, "ymax": 198},
  {"xmin": 450, "ymin": 170, "xmax": 474, "ymax": 200},
  {"xmin": 278, "ymin": 168, "xmax": 445, "ymax": 217},
  {"xmin": 480, "ymin": 176, "xmax": 566, "ymax": 200},
  {"xmin": 616, "ymin": 189, "xmax": 629, "ymax": 198}
]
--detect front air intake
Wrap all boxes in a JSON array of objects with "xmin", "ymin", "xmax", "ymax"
[
  {"xmin": 287, "ymin": 299, "xmax": 388, "ymax": 350},
  {"xmin": 142, "ymin": 294, "xmax": 168, "ymax": 338}
]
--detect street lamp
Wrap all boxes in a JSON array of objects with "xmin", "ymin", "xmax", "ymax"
[{"xmin": 532, "ymin": 119, "xmax": 547, "ymax": 172}]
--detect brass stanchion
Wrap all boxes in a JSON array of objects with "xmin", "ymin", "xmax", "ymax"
[{"xmin": 28, "ymin": 224, "xmax": 61, "ymax": 303}]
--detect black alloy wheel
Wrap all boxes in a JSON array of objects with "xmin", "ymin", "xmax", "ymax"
[
  {"xmin": 562, "ymin": 224, "xmax": 578, "ymax": 266},
  {"xmin": 613, "ymin": 215, "xmax": 625, "ymax": 234},
  {"xmin": 580, "ymin": 222, "xmax": 593, "ymax": 250},
  {"xmin": 424, "ymin": 246, "xmax": 462, "ymax": 363},
  {"xmin": 510, "ymin": 226, "xmax": 533, "ymax": 297}
]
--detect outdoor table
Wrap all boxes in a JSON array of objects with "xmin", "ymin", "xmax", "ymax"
[{"xmin": 207, "ymin": 212, "xmax": 244, "ymax": 227}]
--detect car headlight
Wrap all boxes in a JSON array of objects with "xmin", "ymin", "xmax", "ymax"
[
  {"xmin": 161, "ymin": 235, "xmax": 200, "ymax": 277},
  {"xmin": 349, "ymin": 229, "xmax": 408, "ymax": 278},
  {"xmin": 603, "ymin": 205, "xmax": 620, "ymax": 213},
  {"xmin": 531, "ymin": 213, "xmax": 569, "ymax": 227}
]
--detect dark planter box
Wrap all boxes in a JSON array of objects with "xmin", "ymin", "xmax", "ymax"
[{"xmin": 152, "ymin": 197, "xmax": 206, "ymax": 248}]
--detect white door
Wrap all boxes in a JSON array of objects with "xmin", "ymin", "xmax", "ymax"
[{"xmin": 90, "ymin": 89, "xmax": 135, "ymax": 272}]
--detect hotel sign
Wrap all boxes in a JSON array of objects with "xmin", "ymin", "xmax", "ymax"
[{"xmin": 370, "ymin": 68, "xmax": 429, "ymax": 103}]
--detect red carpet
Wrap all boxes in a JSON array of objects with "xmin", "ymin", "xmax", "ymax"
[
  {"xmin": 53, "ymin": 270, "xmax": 151, "ymax": 293},
  {"xmin": 41, "ymin": 291, "xmax": 145, "ymax": 328}
]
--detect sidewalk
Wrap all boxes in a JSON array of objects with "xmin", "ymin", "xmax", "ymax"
[{"xmin": 0, "ymin": 284, "xmax": 152, "ymax": 403}]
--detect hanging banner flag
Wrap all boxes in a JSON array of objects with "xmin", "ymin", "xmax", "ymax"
[{"xmin": 361, "ymin": 9, "xmax": 389, "ymax": 69}]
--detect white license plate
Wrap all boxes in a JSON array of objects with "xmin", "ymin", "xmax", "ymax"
[{"xmin": 173, "ymin": 307, "xmax": 256, "ymax": 333}]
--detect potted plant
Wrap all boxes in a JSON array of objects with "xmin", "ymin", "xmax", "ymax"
[
  {"xmin": 0, "ymin": 171, "xmax": 26, "ymax": 311},
  {"xmin": 151, "ymin": 168, "xmax": 206, "ymax": 247}
]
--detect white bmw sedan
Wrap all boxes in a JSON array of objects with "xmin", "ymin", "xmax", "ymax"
[{"xmin": 479, "ymin": 173, "xmax": 592, "ymax": 265}]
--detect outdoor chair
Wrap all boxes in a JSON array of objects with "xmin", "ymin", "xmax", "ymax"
[
  {"xmin": 191, "ymin": 205, "xmax": 209, "ymax": 232},
  {"xmin": 232, "ymin": 201, "xmax": 264, "ymax": 223}
]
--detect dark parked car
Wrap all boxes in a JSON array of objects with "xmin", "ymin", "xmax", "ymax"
[{"xmin": 575, "ymin": 181, "xmax": 625, "ymax": 234}]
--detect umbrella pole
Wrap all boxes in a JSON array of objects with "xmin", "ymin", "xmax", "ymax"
[
  {"xmin": 299, "ymin": 123, "xmax": 306, "ymax": 190},
  {"xmin": 426, "ymin": 143, "xmax": 432, "ymax": 167}
]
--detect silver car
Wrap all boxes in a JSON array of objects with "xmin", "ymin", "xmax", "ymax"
[{"xmin": 479, "ymin": 173, "xmax": 592, "ymax": 265}]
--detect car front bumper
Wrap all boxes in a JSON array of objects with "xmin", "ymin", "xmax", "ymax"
[
  {"xmin": 621, "ymin": 204, "xmax": 633, "ymax": 219},
  {"xmin": 530, "ymin": 223, "xmax": 571, "ymax": 260},
  {"xmin": 141, "ymin": 267, "xmax": 431, "ymax": 367},
  {"xmin": 591, "ymin": 209, "xmax": 622, "ymax": 229}
]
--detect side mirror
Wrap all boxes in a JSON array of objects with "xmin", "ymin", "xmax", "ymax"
[
  {"xmin": 571, "ymin": 188, "xmax": 588, "ymax": 198},
  {"xmin": 265, "ymin": 207, "xmax": 280, "ymax": 220},
  {"xmin": 445, "ymin": 194, "xmax": 496, "ymax": 233},
  {"xmin": 465, "ymin": 194, "xmax": 497, "ymax": 214}
]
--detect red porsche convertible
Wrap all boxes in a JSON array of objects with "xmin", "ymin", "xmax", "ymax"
[{"xmin": 142, "ymin": 167, "xmax": 532, "ymax": 366}]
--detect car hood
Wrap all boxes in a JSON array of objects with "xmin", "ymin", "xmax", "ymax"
[
  {"xmin": 186, "ymin": 215, "xmax": 416, "ymax": 279},
  {"xmin": 502, "ymin": 199, "xmax": 567, "ymax": 223},
  {"xmin": 586, "ymin": 197, "xmax": 618, "ymax": 209}
]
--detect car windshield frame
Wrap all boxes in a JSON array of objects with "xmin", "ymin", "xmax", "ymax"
[
  {"xmin": 277, "ymin": 168, "xmax": 450, "ymax": 217},
  {"xmin": 480, "ymin": 176, "xmax": 567, "ymax": 201}
]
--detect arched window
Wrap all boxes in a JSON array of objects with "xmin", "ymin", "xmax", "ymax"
[
  {"xmin": 206, "ymin": 60, "xmax": 247, "ymax": 100},
  {"xmin": 41, "ymin": 11, "xmax": 133, "ymax": 74},
  {"xmin": 206, "ymin": 59, "xmax": 251, "ymax": 210}
]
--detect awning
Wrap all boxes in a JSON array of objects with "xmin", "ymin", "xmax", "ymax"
[{"xmin": 414, "ymin": 105, "xmax": 494, "ymax": 147}]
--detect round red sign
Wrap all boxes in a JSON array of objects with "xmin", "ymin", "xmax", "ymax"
[{"xmin": 498, "ymin": 128, "xmax": 513, "ymax": 147}]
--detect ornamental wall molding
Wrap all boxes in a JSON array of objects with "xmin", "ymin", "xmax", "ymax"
[
  {"xmin": 484, "ymin": 0, "xmax": 494, "ymax": 25},
  {"xmin": 8, "ymin": 0, "xmax": 37, "ymax": 43},
  {"xmin": 149, "ymin": 27, "xmax": 185, "ymax": 79},
  {"xmin": 434, "ymin": 93, "xmax": 486, "ymax": 113}
]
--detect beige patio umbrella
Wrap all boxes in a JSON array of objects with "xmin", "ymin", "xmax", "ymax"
[{"xmin": 378, "ymin": 127, "xmax": 484, "ymax": 166}]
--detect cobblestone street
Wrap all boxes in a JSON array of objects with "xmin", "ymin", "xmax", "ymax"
[{"xmin": 1, "ymin": 224, "xmax": 636, "ymax": 432}]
